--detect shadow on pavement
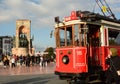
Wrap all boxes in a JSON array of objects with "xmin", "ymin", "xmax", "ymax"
[{"xmin": 3, "ymin": 75, "xmax": 55, "ymax": 84}]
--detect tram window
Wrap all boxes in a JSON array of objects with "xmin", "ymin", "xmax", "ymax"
[
  {"xmin": 74, "ymin": 25, "xmax": 79, "ymax": 46},
  {"xmin": 108, "ymin": 30, "xmax": 120, "ymax": 45},
  {"xmin": 59, "ymin": 26, "xmax": 73, "ymax": 47},
  {"xmin": 60, "ymin": 28, "xmax": 65, "ymax": 46},
  {"xmin": 66, "ymin": 27, "xmax": 72, "ymax": 46},
  {"xmin": 115, "ymin": 33, "xmax": 120, "ymax": 45}
]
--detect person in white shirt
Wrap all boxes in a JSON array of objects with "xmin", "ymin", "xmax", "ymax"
[{"xmin": 11, "ymin": 56, "xmax": 15, "ymax": 68}]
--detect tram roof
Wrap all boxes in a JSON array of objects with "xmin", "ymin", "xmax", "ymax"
[
  {"xmin": 75, "ymin": 10, "xmax": 120, "ymax": 24},
  {"xmin": 54, "ymin": 11, "xmax": 120, "ymax": 28},
  {"xmin": 55, "ymin": 19, "xmax": 120, "ymax": 28}
]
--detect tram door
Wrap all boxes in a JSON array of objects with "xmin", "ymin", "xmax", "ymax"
[{"xmin": 88, "ymin": 24, "xmax": 101, "ymax": 66}]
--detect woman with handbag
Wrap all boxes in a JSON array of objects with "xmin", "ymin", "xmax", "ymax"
[{"xmin": 105, "ymin": 48, "xmax": 120, "ymax": 84}]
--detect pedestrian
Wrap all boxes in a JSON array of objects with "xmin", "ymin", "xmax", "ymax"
[
  {"xmin": 26, "ymin": 54, "xmax": 31, "ymax": 67},
  {"xmin": 42, "ymin": 56, "xmax": 47, "ymax": 67},
  {"xmin": 105, "ymin": 48, "xmax": 120, "ymax": 84},
  {"xmin": 39, "ymin": 56, "xmax": 43, "ymax": 67},
  {"xmin": 3, "ymin": 55, "xmax": 8, "ymax": 68},
  {"xmin": 19, "ymin": 55, "xmax": 23, "ymax": 66},
  {"xmin": 11, "ymin": 56, "xmax": 15, "ymax": 68},
  {"xmin": 31, "ymin": 55, "xmax": 35, "ymax": 66}
]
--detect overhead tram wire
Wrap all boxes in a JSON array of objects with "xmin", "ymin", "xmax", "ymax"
[
  {"xmin": 99, "ymin": 0, "xmax": 110, "ymax": 16},
  {"xmin": 94, "ymin": 0, "xmax": 117, "ymax": 20},
  {"xmin": 104, "ymin": 0, "xmax": 117, "ymax": 20},
  {"xmin": 95, "ymin": 0, "xmax": 106, "ymax": 16},
  {"xmin": 92, "ymin": 0, "xmax": 97, "ymax": 13}
]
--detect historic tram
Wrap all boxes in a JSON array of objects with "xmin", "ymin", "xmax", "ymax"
[{"xmin": 54, "ymin": 10, "xmax": 120, "ymax": 83}]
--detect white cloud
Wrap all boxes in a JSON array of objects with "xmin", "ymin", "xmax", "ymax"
[
  {"xmin": 0, "ymin": 0, "xmax": 97, "ymax": 28},
  {"xmin": 0, "ymin": 15, "xmax": 10, "ymax": 22},
  {"xmin": 0, "ymin": 0, "xmax": 120, "ymax": 24}
]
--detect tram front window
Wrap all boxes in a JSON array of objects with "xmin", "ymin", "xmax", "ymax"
[
  {"xmin": 59, "ymin": 25, "xmax": 80, "ymax": 47},
  {"xmin": 74, "ymin": 24, "xmax": 79, "ymax": 46},
  {"xmin": 59, "ymin": 28, "xmax": 65, "ymax": 46},
  {"xmin": 59, "ymin": 26, "xmax": 73, "ymax": 47},
  {"xmin": 56, "ymin": 24, "xmax": 88, "ymax": 47},
  {"xmin": 66, "ymin": 27, "xmax": 72, "ymax": 46}
]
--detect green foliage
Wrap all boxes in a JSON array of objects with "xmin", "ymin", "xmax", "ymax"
[{"xmin": 44, "ymin": 47, "xmax": 56, "ymax": 62}]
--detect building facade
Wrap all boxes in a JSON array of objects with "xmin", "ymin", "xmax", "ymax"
[
  {"xmin": 0, "ymin": 36, "xmax": 13, "ymax": 56},
  {"xmin": 12, "ymin": 20, "xmax": 35, "ymax": 56}
]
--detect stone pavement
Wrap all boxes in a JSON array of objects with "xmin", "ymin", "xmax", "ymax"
[{"xmin": 0, "ymin": 62, "xmax": 55, "ymax": 76}]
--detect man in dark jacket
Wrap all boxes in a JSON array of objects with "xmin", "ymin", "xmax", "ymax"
[
  {"xmin": 105, "ymin": 48, "xmax": 120, "ymax": 84},
  {"xmin": 26, "ymin": 54, "xmax": 31, "ymax": 67}
]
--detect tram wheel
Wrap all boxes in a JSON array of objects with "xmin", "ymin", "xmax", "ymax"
[
  {"xmin": 67, "ymin": 79, "xmax": 74, "ymax": 84},
  {"xmin": 67, "ymin": 80, "xmax": 71, "ymax": 84},
  {"xmin": 66, "ymin": 78, "xmax": 80, "ymax": 84}
]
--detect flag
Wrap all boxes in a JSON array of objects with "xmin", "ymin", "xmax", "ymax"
[{"xmin": 102, "ymin": 6, "xmax": 107, "ymax": 13}]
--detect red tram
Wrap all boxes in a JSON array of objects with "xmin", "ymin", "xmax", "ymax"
[{"xmin": 54, "ymin": 10, "xmax": 120, "ymax": 83}]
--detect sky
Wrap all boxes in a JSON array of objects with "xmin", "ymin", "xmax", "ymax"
[{"xmin": 0, "ymin": 0, "xmax": 120, "ymax": 52}]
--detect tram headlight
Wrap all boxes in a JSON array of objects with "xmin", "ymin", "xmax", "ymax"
[{"xmin": 62, "ymin": 55, "xmax": 69, "ymax": 64}]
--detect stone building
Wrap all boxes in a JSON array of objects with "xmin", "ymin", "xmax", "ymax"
[{"xmin": 12, "ymin": 20, "xmax": 34, "ymax": 56}]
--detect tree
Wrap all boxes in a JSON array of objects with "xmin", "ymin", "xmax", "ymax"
[{"xmin": 44, "ymin": 47, "xmax": 56, "ymax": 62}]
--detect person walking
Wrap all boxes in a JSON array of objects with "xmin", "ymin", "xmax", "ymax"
[
  {"xmin": 26, "ymin": 54, "xmax": 31, "ymax": 67},
  {"xmin": 31, "ymin": 55, "xmax": 35, "ymax": 66},
  {"xmin": 39, "ymin": 56, "xmax": 43, "ymax": 67},
  {"xmin": 19, "ymin": 55, "xmax": 23, "ymax": 66},
  {"xmin": 11, "ymin": 56, "xmax": 15, "ymax": 68},
  {"xmin": 3, "ymin": 55, "xmax": 7, "ymax": 68},
  {"xmin": 105, "ymin": 48, "xmax": 120, "ymax": 84}
]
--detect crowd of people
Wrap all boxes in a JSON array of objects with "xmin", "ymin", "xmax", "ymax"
[{"xmin": 0, "ymin": 54, "xmax": 48, "ymax": 68}]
